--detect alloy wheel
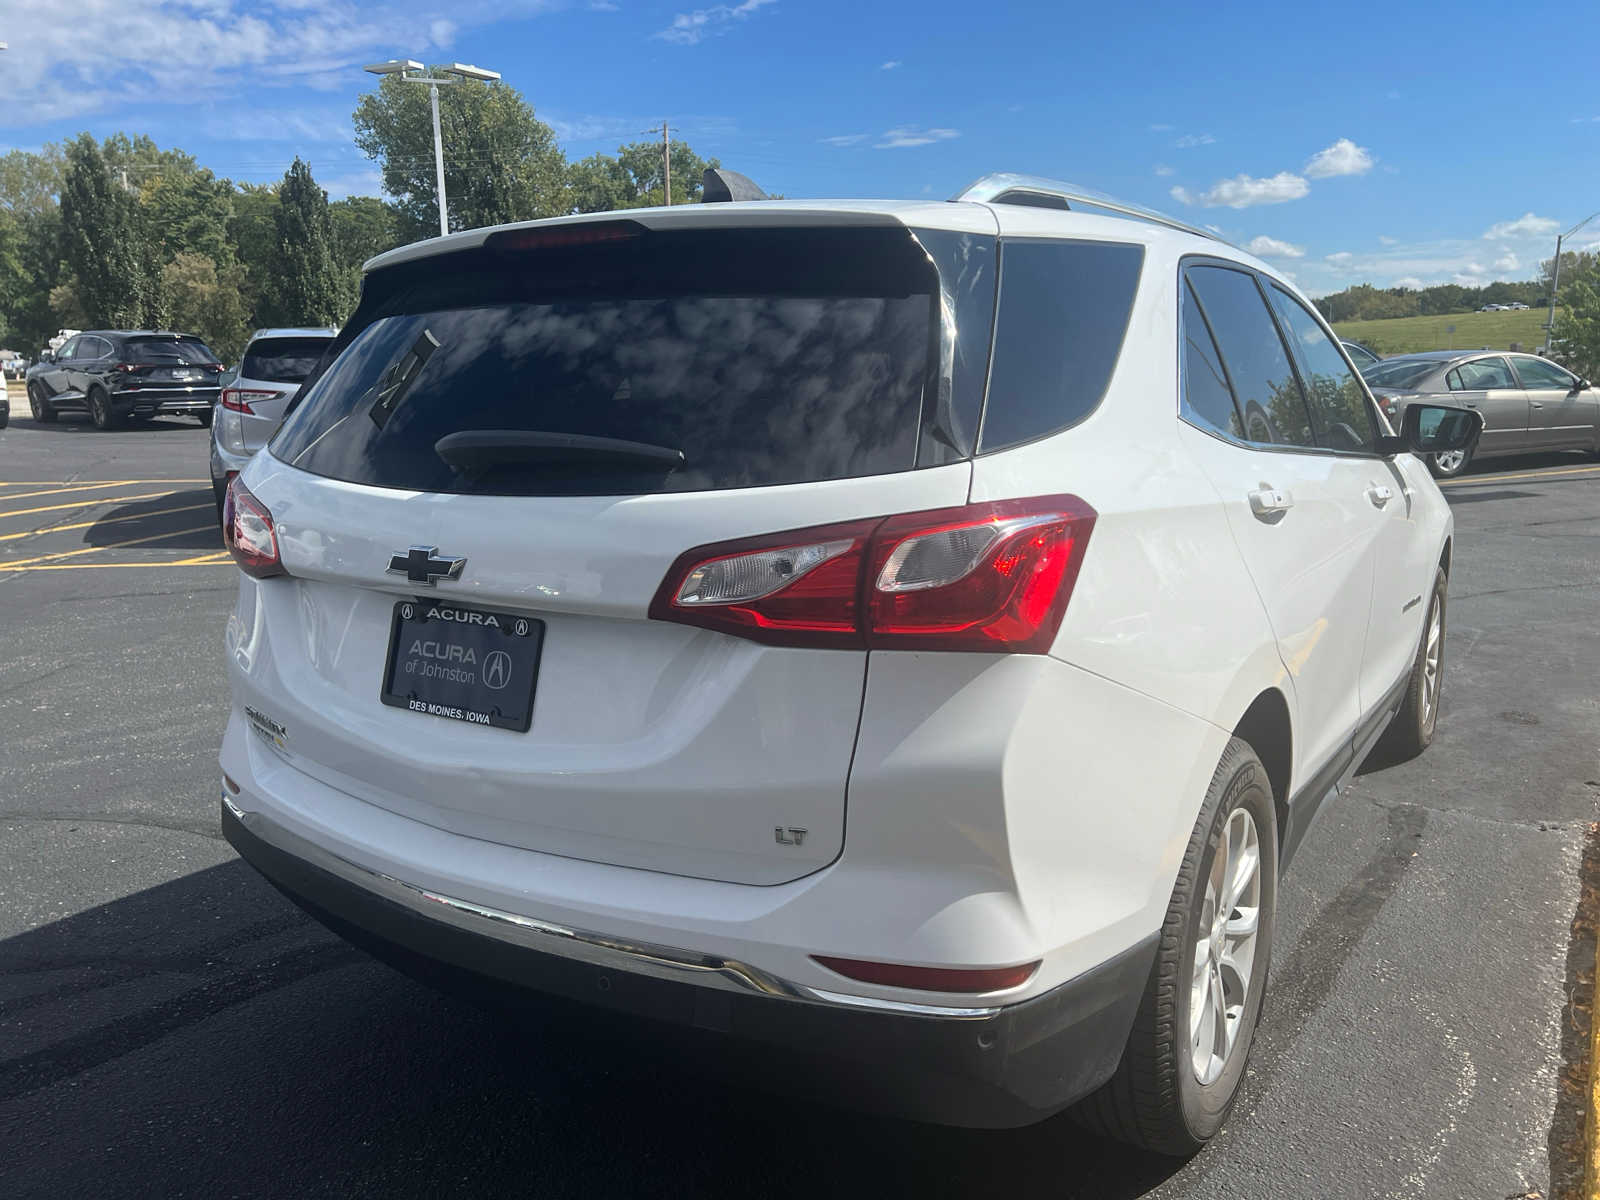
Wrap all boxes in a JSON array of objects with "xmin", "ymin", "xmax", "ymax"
[
  {"xmin": 1420, "ymin": 597, "xmax": 1442, "ymax": 729},
  {"xmin": 1190, "ymin": 806, "xmax": 1262, "ymax": 1086},
  {"xmin": 1433, "ymin": 449, "xmax": 1465, "ymax": 474}
]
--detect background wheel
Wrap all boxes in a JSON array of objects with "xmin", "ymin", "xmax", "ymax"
[
  {"xmin": 89, "ymin": 388, "xmax": 120, "ymax": 431},
  {"xmin": 1073, "ymin": 737, "xmax": 1277, "ymax": 1156},
  {"xmin": 1426, "ymin": 447, "xmax": 1470, "ymax": 478},
  {"xmin": 29, "ymin": 384, "xmax": 57, "ymax": 423},
  {"xmin": 1379, "ymin": 566, "xmax": 1448, "ymax": 760}
]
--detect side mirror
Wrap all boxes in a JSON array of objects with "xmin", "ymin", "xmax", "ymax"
[
  {"xmin": 1573, "ymin": 378, "xmax": 1590, "ymax": 393},
  {"xmin": 1379, "ymin": 403, "xmax": 1483, "ymax": 458},
  {"xmin": 40, "ymin": 350, "xmax": 54, "ymax": 363}
]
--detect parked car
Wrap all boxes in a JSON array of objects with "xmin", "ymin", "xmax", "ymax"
[
  {"xmin": 216, "ymin": 176, "xmax": 1477, "ymax": 1151},
  {"xmin": 210, "ymin": 327, "xmax": 338, "ymax": 521},
  {"xmin": 1507, "ymin": 302, "xmax": 1530, "ymax": 310},
  {"xmin": 1, "ymin": 352, "xmax": 28, "ymax": 380},
  {"xmin": 0, "ymin": 388, "xmax": 8, "ymax": 429},
  {"xmin": 1340, "ymin": 339, "xmax": 1380, "ymax": 368},
  {"xmin": 1479, "ymin": 303, "xmax": 1503, "ymax": 312},
  {"xmin": 1362, "ymin": 350, "xmax": 1599, "ymax": 477},
  {"xmin": 25, "ymin": 330, "xmax": 224, "ymax": 429}
]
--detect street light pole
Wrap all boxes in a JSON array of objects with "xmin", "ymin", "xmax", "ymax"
[
  {"xmin": 363, "ymin": 59, "xmax": 501, "ymax": 239},
  {"xmin": 1547, "ymin": 209, "xmax": 1600, "ymax": 351}
]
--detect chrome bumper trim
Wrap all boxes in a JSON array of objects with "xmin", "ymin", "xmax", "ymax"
[{"xmin": 223, "ymin": 794, "xmax": 1003, "ymax": 1020}]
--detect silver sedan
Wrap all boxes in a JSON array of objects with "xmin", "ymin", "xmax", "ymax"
[{"xmin": 1363, "ymin": 350, "xmax": 1600, "ymax": 477}]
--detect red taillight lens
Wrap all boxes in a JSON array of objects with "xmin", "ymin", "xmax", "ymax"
[
  {"xmin": 222, "ymin": 477, "xmax": 285, "ymax": 579},
  {"xmin": 812, "ymin": 955, "xmax": 1040, "ymax": 994},
  {"xmin": 649, "ymin": 495, "xmax": 1096, "ymax": 652},
  {"xmin": 113, "ymin": 362, "xmax": 138, "ymax": 373},
  {"xmin": 221, "ymin": 388, "xmax": 276, "ymax": 414}
]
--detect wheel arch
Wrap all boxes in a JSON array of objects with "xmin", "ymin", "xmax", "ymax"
[
  {"xmin": 1438, "ymin": 535, "xmax": 1452, "ymax": 578},
  {"xmin": 1230, "ymin": 687, "xmax": 1292, "ymax": 856}
]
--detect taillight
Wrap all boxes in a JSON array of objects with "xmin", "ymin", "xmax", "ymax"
[
  {"xmin": 811, "ymin": 955, "xmax": 1040, "ymax": 993},
  {"xmin": 222, "ymin": 477, "xmax": 285, "ymax": 579},
  {"xmin": 113, "ymin": 362, "xmax": 138, "ymax": 373},
  {"xmin": 649, "ymin": 495, "xmax": 1096, "ymax": 652},
  {"xmin": 221, "ymin": 388, "xmax": 275, "ymax": 414}
]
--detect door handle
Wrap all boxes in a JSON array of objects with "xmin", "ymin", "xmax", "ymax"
[
  {"xmin": 1530, "ymin": 402, "xmax": 1544, "ymax": 409},
  {"xmin": 1366, "ymin": 484, "xmax": 1394, "ymax": 508},
  {"xmin": 1247, "ymin": 486, "xmax": 1293, "ymax": 517}
]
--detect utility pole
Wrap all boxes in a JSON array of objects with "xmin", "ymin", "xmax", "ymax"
[
  {"xmin": 1547, "ymin": 210, "xmax": 1600, "ymax": 353},
  {"xmin": 646, "ymin": 121, "xmax": 673, "ymax": 206}
]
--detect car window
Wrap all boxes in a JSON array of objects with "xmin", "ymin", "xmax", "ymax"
[
  {"xmin": 978, "ymin": 239, "xmax": 1144, "ymax": 452},
  {"xmin": 242, "ymin": 336, "xmax": 334, "ymax": 384},
  {"xmin": 1363, "ymin": 359, "xmax": 1436, "ymax": 389},
  {"xmin": 1179, "ymin": 279, "xmax": 1244, "ymax": 440},
  {"xmin": 1184, "ymin": 265, "xmax": 1316, "ymax": 449},
  {"xmin": 1268, "ymin": 287, "xmax": 1377, "ymax": 453},
  {"xmin": 1511, "ymin": 356, "xmax": 1575, "ymax": 390},
  {"xmin": 57, "ymin": 336, "xmax": 80, "ymax": 359},
  {"xmin": 84, "ymin": 336, "xmax": 112, "ymax": 360},
  {"xmin": 1342, "ymin": 342, "xmax": 1378, "ymax": 367},
  {"xmin": 1452, "ymin": 357, "xmax": 1517, "ymax": 390},
  {"xmin": 124, "ymin": 336, "xmax": 220, "ymax": 364}
]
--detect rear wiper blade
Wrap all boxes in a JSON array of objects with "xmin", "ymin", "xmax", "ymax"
[{"xmin": 434, "ymin": 430, "xmax": 686, "ymax": 473}]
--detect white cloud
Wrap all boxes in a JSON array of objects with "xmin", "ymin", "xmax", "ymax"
[
  {"xmin": 1148, "ymin": 123, "xmax": 1173, "ymax": 132},
  {"xmin": 880, "ymin": 60, "xmax": 901, "ymax": 70},
  {"xmin": 1484, "ymin": 212, "xmax": 1559, "ymax": 239},
  {"xmin": 1493, "ymin": 251, "xmax": 1520, "ymax": 272},
  {"xmin": 656, "ymin": 0, "xmax": 776, "ymax": 44},
  {"xmin": 1174, "ymin": 132, "xmax": 1216, "ymax": 148},
  {"xmin": 590, "ymin": 0, "xmax": 620, "ymax": 8},
  {"xmin": 1303, "ymin": 137, "xmax": 1373, "ymax": 179},
  {"xmin": 1458, "ymin": 261, "xmax": 1486, "ymax": 276},
  {"xmin": 1153, "ymin": 164, "xmax": 1175, "ymax": 177},
  {"xmin": 1379, "ymin": 235, "xmax": 1399, "ymax": 245},
  {"xmin": 1246, "ymin": 235, "xmax": 1305, "ymax": 259},
  {"xmin": 819, "ymin": 133, "xmax": 869, "ymax": 147},
  {"xmin": 1169, "ymin": 185, "xmax": 1195, "ymax": 205},
  {"xmin": 1185, "ymin": 172, "xmax": 1310, "ymax": 209},
  {"xmin": 874, "ymin": 126, "xmax": 959, "ymax": 149},
  {"xmin": 1392, "ymin": 277, "xmax": 1426, "ymax": 290},
  {"xmin": 320, "ymin": 168, "xmax": 385, "ymax": 200},
  {"xmin": 1325, "ymin": 251, "xmax": 1353, "ymax": 265},
  {"xmin": 0, "ymin": 0, "xmax": 564, "ymax": 126}
]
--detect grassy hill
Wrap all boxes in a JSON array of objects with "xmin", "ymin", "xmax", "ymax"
[{"xmin": 1332, "ymin": 309, "xmax": 1551, "ymax": 356}]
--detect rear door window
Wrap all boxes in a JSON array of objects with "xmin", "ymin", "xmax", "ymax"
[
  {"xmin": 978, "ymin": 239, "xmax": 1143, "ymax": 452},
  {"xmin": 273, "ymin": 227, "xmax": 940, "ymax": 496},
  {"xmin": 243, "ymin": 337, "xmax": 334, "ymax": 384},
  {"xmin": 125, "ymin": 337, "xmax": 219, "ymax": 364},
  {"xmin": 1453, "ymin": 357, "xmax": 1517, "ymax": 390},
  {"xmin": 1185, "ymin": 265, "xmax": 1316, "ymax": 449}
]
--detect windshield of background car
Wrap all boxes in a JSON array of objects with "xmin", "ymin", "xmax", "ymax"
[
  {"xmin": 124, "ymin": 336, "xmax": 220, "ymax": 364},
  {"xmin": 1362, "ymin": 359, "xmax": 1437, "ymax": 389},
  {"xmin": 241, "ymin": 337, "xmax": 333, "ymax": 384},
  {"xmin": 271, "ymin": 226, "xmax": 943, "ymax": 496}
]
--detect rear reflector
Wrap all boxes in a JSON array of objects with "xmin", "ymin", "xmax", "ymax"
[
  {"xmin": 222, "ymin": 477, "xmax": 285, "ymax": 579},
  {"xmin": 649, "ymin": 496, "xmax": 1096, "ymax": 652},
  {"xmin": 812, "ymin": 955, "xmax": 1040, "ymax": 994}
]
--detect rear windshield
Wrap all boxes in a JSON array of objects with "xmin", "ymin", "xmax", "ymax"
[
  {"xmin": 272, "ymin": 227, "xmax": 938, "ymax": 496},
  {"xmin": 124, "ymin": 336, "xmax": 219, "ymax": 364},
  {"xmin": 242, "ymin": 336, "xmax": 333, "ymax": 384},
  {"xmin": 1362, "ymin": 359, "xmax": 1435, "ymax": 389}
]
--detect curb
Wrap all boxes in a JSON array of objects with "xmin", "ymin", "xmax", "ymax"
[{"xmin": 1589, "ymin": 880, "xmax": 1600, "ymax": 1200}]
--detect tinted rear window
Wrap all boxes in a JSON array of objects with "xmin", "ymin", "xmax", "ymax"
[
  {"xmin": 978, "ymin": 240, "xmax": 1143, "ymax": 452},
  {"xmin": 1362, "ymin": 360, "xmax": 1436, "ymax": 389},
  {"xmin": 272, "ymin": 228, "xmax": 938, "ymax": 496},
  {"xmin": 124, "ymin": 337, "xmax": 218, "ymax": 364},
  {"xmin": 242, "ymin": 337, "xmax": 333, "ymax": 384}
]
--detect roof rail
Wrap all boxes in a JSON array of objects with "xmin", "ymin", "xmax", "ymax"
[{"xmin": 951, "ymin": 173, "xmax": 1226, "ymax": 244}]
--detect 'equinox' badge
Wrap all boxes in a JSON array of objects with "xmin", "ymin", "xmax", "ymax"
[{"xmin": 388, "ymin": 545, "xmax": 466, "ymax": 586}]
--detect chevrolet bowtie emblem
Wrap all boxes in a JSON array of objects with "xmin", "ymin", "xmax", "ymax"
[{"xmin": 387, "ymin": 545, "xmax": 466, "ymax": 586}]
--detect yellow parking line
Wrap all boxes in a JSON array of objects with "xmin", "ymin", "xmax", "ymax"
[
  {"xmin": 1, "ymin": 524, "xmax": 220, "ymax": 570},
  {"xmin": 172, "ymin": 551, "xmax": 232, "ymax": 565},
  {"xmin": 1440, "ymin": 464, "xmax": 1600, "ymax": 486},
  {"xmin": 0, "ymin": 481, "xmax": 155, "ymax": 502},
  {"xmin": 0, "ymin": 560, "xmax": 234, "ymax": 573},
  {"xmin": 0, "ymin": 489, "xmax": 181, "ymax": 520},
  {"xmin": 0, "ymin": 478, "xmax": 209, "ymax": 488},
  {"xmin": 0, "ymin": 502, "xmax": 213, "ymax": 543}
]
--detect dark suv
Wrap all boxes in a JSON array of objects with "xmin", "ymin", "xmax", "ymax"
[{"xmin": 25, "ymin": 331, "xmax": 224, "ymax": 429}]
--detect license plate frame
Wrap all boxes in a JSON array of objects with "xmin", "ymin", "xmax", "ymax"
[{"xmin": 380, "ymin": 600, "xmax": 544, "ymax": 733}]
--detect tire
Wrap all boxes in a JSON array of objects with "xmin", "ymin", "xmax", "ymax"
[
  {"xmin": 197, "ymin": 409, "xmax": 213, "ymax": 428},
  {"xmin": 1379, "ymin": 566, "xmax": 1448, "ymax": 760},
  {"xmin": 29, "ymin": 383, "xmax": 57, "ymax": 423},
  {"xmin": 1426, "ymin": 446, "xmax": 1471, "ymax": 478},
  {"xmin": 89, "ymin": 387, "xmax": 120, "ymax": 431},
  {"xmin": 1073, "ymin": 737, "xmax": 1278, "ymax": 1156}
]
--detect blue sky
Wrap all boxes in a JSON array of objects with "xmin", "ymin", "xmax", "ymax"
[{"xmin": 2, "ymin": 0, "xmax": 1597, "ymax": 296}]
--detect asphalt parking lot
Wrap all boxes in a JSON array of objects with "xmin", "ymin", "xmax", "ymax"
[{"xmin": 3, "ymin": 390, "xmax": 1598, "ymax": 1200}]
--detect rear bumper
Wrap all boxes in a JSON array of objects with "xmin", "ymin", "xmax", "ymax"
[
  {"xmin": 113, "ymin": 387, "xmax": 219, "ymax": 415},
  {"xmin": 222, "ymin": 795, "xmax": 1155, "ymax": 1127}
]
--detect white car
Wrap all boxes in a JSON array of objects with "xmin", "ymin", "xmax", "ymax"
[
  {"xmin": 209, "ymin": 327, "xmax": 338, "ymax": 520},
  {"xmin": 217, "ymin": 176, "xmax": 1477, "ymax": 1152}
]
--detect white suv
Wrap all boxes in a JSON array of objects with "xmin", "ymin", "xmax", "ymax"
[{"xmin": 217, "ymin": 176, "xmax": 1478, "ymax": 1153}]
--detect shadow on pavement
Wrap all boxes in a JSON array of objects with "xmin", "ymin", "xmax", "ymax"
[
  {"xmin": 82, "ymin": 487, "xmax": 220, "ymax": 550},
  {"xmin": 0, "ymin": 859, "xmax": 1184, "ymax": 1199}
]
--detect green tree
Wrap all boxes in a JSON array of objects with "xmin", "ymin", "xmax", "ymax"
[
  {"xmin": 0, "ymin": 145, "xmax": 65, "ymax": 220},
  {"xmin": 353, "ymin": 71, "xmax": 568, "ymax": 241},
  {"xmin": 59, "ymin": 134, "xmax": 165, "ymax": 328},
  {"xmin": 1555, "ymin": 280, "xmax": 1600, "ymax": 379},
  {"xmin": 267, "ymin": 158, "xmax": 347, "ymax": 327},
  {"xmin": 229, "ymin": 182, "xmax": 280, "ymax": 327},
  {"xmin": 143, "ymin": 169, "xmax": 236, "ymax": 264},
  {"xmin": 163, "ymin": 252, "xmax": 251, "ymax": 360},
  {"xmin": 569, "ymin": 139, "xmax": 721, "ymax": 212}
]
